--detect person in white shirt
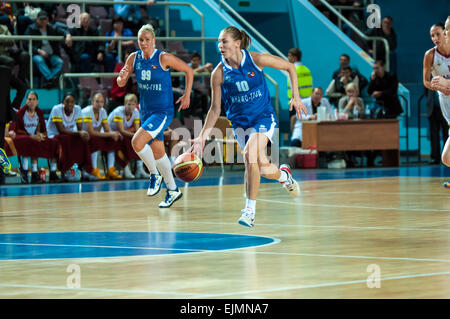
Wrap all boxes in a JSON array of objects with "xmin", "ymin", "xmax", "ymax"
[
  {"xmin": 290, "ymin": 87, "xmax": 332, "ymax": 147},
  {"xmin": 82, "ymin": 92, "xmax": 122, "ymax": 180},
  {"xmin": 46, "ymin": 93, "xmax": 89, "ymax": 181},
  {"xmin": 107, "ymin": 93, "xmax": 148, "ymax": 179}
]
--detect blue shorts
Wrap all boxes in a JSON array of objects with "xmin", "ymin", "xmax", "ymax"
[
  {"xmin": 232, "ymin": 112, "xmax": 278, "ymax": 150},
  {"xmin": 141, "ymin": 112, "xmax": 173, "ymax": 142}
]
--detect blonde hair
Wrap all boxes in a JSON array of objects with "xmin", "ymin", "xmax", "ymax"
[
  {"xmin": 345, "ymin": 82, "xmax": 359, "ymax": 96},
  {"xmin": 124, "ymin": 93, "xmax": 138, "ymax": 105},
  {"xmin": 138, "ymin": 24, "xmax": 155, "ymax": 38}
]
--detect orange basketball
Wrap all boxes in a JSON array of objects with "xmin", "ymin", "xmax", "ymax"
[{"xmin": 173, "ymin": 153, "xmax": 203, "ymax": 182}]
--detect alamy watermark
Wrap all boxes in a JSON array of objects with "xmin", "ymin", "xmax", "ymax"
[
  {"xmin": 366, "ymin": 264, "xmax": 381, "ymax": 288},
  {"xmin": 66, "ymin": 4, "xmax": 81, "ymax": 28},
  {"xmin": 366, "ymin": 4, "xmax": 381, "ymax": 29},
  {"xmin": 66, "ymin": 264, "xmax": 81, "ymax": 288}
]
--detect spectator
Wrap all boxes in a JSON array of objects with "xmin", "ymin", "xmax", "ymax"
[
  {"xmin": 326, "ymin": 65, "xmax": 359, "ymax": 107},
  {"xmin": 367, "ymin": 60, "xmax": 403, "ymax": 118},
  {"xmin": 13, "ymin": 91, "xmax": 60, "ymax": 183},
  {"xmin": 69, "ymin": 12, "xmax": 114, "ymax": 73},
  {"xmin": 0, "ymin": 23, "xmax": 30, "ymax": 87},
  {"xmin": 113, "ymin": 0, "xmax": 155, "ymax": 35},
  {"xmin": 24, "ymin": 10, "xmax": 73, "ymax": 88},
  {"xmin": 290, "ymin": 87, "xmax": 331, "ymax": 147},
  {"xmin": 110, "ymin": 49, "xmax": 137, "ymax": 108},
  {"xmin": 331, "ymin": 54, "xmax": 368, "ymax": 91},
  {"xmin": 105, "ymin": 16, "xmax": 136, "ymax": 70},
  {"xmin": 106, "ymin": 93, "xmax": 143, "ymax": 180},
  {"xmin": 0, "ymin": 1, "xmax": 15, "ymax": 32},
  {"xmin": 366, "ymin": 16, "xmax": 397, "ymax": 74},
  {"xmin": 185, "ymin": 52, "xmax": 212, "ymax": 118},
  {"xmin": 338, "ymin": 82, "xmax": 365, "ymax": 119},
  {"xmin": 46, "ymin": 93, "xmax": 92, "ymax": 182},
  {"xmin": 426, "ymin": 89, "xmax": 448, "ymax": 165}
]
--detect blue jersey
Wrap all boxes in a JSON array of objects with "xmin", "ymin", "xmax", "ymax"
[
  {"xmin": 134, "ymin": 49, "xmax": 174, "ymax": 119},
  {"xmin": 220, "ymin": 49, "xmax": 274, "ymax": 128}
]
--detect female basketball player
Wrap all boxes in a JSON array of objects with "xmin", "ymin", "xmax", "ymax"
[
  {"xmin": 117, "ymin": 24, "xmax": 194, "ymax": 208},
  {"xmin": 190, "ymin": 26, "xmax": 308, "ymax": 227},
  {"xmin": 423, "ymin": 17, "xmax": 450, "ymax": 187}
]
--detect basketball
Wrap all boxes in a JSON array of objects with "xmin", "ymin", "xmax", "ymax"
[{"xmin": 173, "ymin": 153, "xmax": 203, "ymax": 182}]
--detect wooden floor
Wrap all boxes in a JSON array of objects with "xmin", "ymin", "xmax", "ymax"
[{"xmin": 1, "ymin": 174, "xmax": 450, "ymax": 298}]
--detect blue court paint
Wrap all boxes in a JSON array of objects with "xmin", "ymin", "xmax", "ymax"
[
  {"xmin": 1, "ymin": 165, "xmax": 450, "ymax": 197},
  {"xmin": 0, "ymin": 232, "xmax": 278, "ymax": 260}
]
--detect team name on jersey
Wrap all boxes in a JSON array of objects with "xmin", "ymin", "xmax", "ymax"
[
  {"xmin": 138, "ymin": 83, "xmax": 162, "ymax": 91},
  {"xmin": 230, "ymin": 89, "xmax": 263, "ymax": 104}
]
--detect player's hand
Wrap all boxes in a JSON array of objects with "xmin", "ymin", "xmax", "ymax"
[
  {"xmin": 289, "ymin": 96, "xmax": 307, "ymax": 120},
  {"xmin": 119, "ymin": 64, "xmax": 130, "ymax": 79},
  {"xmin": 188, "ymin": 136, "xmax": 205, "ymax": 158},
  {"xmin": 175, "ymin": 92, "xmax": 191, "ymax": 112},
  {"xmin": 79, "ymin": 131, "xmax": 90, "ymax": 142}
]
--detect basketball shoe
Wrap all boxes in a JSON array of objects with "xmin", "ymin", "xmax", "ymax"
[
  {"xmin": 147, "ymin": 173, "xmax": 163, "ymax": 196},
  {"xmin": 159, "ymin": 187, "xmax": 183, "ymax": 208},
  {"xmin": 444, "ymin": 181, "xmax": 450, "ymax": 188},
  {"xmin": 238, "ymin": 207, "xmax": 255, "ymax": 228},
  {"xmin": 280, "ymin": 164, "xmax": 300, "ymax": 198},
  {"xmin": 0, "ymin": 148, "xmax": 11, "ymax": 174}
]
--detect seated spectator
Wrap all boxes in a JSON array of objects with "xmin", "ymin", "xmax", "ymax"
[
  {"xmin": 12, "ymin": 92, "xmax": 59, "ymax": 183},
  {"xmin": 0, "ymin": 1, "xmax": 15, "ymax": 32},
  {"xmin": 367, "ymin": 60, "xmax": 403, "ymax": 119},
  {"xmin": 46, "ymin": 93, "xmax": 92, "ymax": 182},
  {"xmin": 326, "ymin": 65, "xmax": 359, "ymax": 107},
  {"xmin": 113, "ymin": 0, "xmax": 155, "ymax": 35},
  {"xmin": 184, "ymin": 52, "xmax": 212, "ymax": 118},
  {"xmin": 290, "ymin": 87, "xmax": 332, "ymax": 147},
  {"xmin": 107, "ymin": 93, "xmax": 146, "ymax": 179},
  {"xmin": 69, "ymin": 12, "xmax": 114, "ymax": 73},
  {"xmin": 24, "ymin": 10, "xmax": 73, "ymax": 88},
  {"xmin": 338, "ymin": 82, "xmax": 365, "ymax": 119},
  {"xmin": 331, "ymin": 54, "xmax": 368, "ymax": 91},
  {"xmin": 0, "ymin": 23, "xmax": 30, "ymax": 87},
  {"xmin": 365, "ymin": 16, "xmax": 397, "ymax": 74},
  {"xmin": 82, "ymin": 92, "xmax": 123, "ymax": 181},
  {"xmin": 105, "ymin": 16, "xmax": 136, "ymax": 71}
]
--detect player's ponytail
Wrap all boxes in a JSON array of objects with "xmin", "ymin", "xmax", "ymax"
[{"xmin": 223, "ymin": 26, "xmax": 251, "ymax": 50}]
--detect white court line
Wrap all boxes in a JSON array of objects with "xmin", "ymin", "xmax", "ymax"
[
  {"xmin": 258, "ymin": 198, "xmax": 450, "ymax": 212},
  {"xmin": 194, "ymin": 270, "xmax": 450, "ymax": 298},
  {"xmin": 0, "ymin": 283, "xmax": 202, "ymax": 297},
  {"xmin": 1, "ymin": 242, "xmax": 449, "ymax": 264},
  {"xmin": 2, "ymin": 215, "xmax": 450, "ymax": 233}
]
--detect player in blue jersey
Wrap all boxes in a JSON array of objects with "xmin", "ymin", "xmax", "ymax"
[
  {"xmin": 117, "ymin": 24, "xmax": 194, "ymax": 208},
  {"xmin": 190, "ymin": 26, "xmax": 308, "ymax": 227}
]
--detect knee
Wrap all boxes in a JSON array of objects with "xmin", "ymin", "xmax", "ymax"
[{"xmin": 32, "ymin": 55, "xmax": 44, "ymax": 63}]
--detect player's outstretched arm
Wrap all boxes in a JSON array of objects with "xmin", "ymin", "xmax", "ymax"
[
  {"xmin": 117, "ymin": 52, "xmax": 136, "ymax": 88},
  {"xmin": 189, "ymin": 64, "xmax": 223, "ymax": 157},
  {"xmin": 250, "ymin": 51, "xmax": 308, "ymax": 120},
  {"xmin": 161, "ymin": 52, "xmax": 194, "ymax": 112}
]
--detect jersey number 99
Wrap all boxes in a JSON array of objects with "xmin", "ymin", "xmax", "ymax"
[{"xmin": 141, "ymin": 70, "xmax": 152, "ymax": 81}]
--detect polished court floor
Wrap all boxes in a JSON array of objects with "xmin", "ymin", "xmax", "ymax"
[{"xmin": 0, "ymin": 165, "xmax": 450, "ymax": 298}]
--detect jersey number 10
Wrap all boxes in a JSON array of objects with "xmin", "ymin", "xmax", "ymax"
[
  {"xmin": 235, "ymin": 80, "xmax": 249, "ymax": 92},
  {"xmin": 141, "ymin": 70, "xmax": 152, "ymax": 81}
]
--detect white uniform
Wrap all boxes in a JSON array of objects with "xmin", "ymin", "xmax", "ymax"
[
  {"xmin": 23, "ymin": 112, "xmax": 40, "ymax": 135},
  {"xmin": 46, "ymin": 104, "xmax": 82, "ymax": 138},
  {"xmin": 431, "ymin": 47, "xmax": 450, "ymax": 124},
  {"xmin": 291, "ymin": 97, "xmax": 331, "ymax": 142},
  {"xmin": 107, "ymin": 106, "xmax": 140, "ymax": 132},
  {"xmin": 82, "ymin": 105, "xmax": 108, "ymax": 131}
]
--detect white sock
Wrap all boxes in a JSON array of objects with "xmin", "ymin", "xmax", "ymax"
[
  {"xmin": 50, "ymin": 162, "xmax": 57, "ymax": 172},
  {"xmin": 31, "ymin": 163, "xmax": 38, "ymax": 172},
  {"xmin": 156, "ymin": 153, "xmax": 177, "ymax": 190},
  {"xmin": 246, "ymin": 199, "xmax": 256, "ymax": 212},
  {"xmin": 22, "ymin": 157, "xmax": 29, "ymax": 170},
  {"xmin": 278, "ymin": 169, "xmax": 288, "ymax": 183},
  {"xmin": 136, "ymin": 144, "xmax": 159, "ymax": 175},
  {"xmin": 107, "ymin": 152, "xmax": 115, "ymax": 169},
  {"xmin": 91, "ymin": 152, "xmax": 98, "ymax": 169}
]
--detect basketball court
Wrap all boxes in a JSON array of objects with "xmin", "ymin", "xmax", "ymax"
[{"xmin": 1, "ymin": 165, "xmax": 450, "ymax": 298}]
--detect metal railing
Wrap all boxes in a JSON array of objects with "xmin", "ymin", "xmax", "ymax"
[
  {"xmin": 7, "ymin": 0, "xmax": 207, "ymax": 65},
  {"xmin": 317, "ymin": 0, "xmax": 390, "ymax": 71}
]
